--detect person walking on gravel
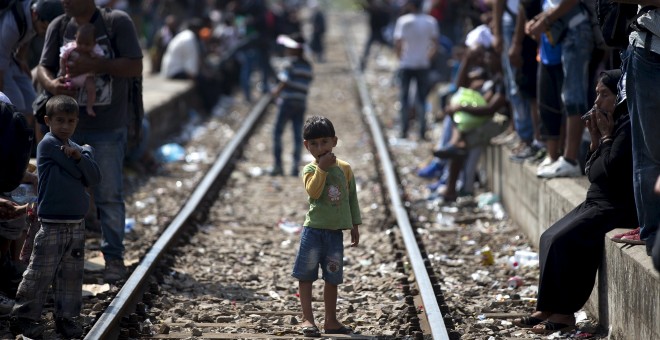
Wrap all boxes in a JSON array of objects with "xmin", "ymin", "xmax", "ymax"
[
  {"xmin": 10, "ymin": 95, "xmax": 101, "ymax": 339},
  {"xmin": 270, "ymin": 32, "xmax": 313, "ymax": 177},
  {"xmin": 292, "ymin": 116, "xmax": 361, "ymax": 337}
]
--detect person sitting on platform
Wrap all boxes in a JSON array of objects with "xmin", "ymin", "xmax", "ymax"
[{"xmin": 512, "ymin": 69, "xmax": 638, "ymax": 334}]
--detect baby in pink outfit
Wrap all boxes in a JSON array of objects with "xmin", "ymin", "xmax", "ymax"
[{"xmin": 59, "ymin": 23, "xmax": 104, "ymax": 117}]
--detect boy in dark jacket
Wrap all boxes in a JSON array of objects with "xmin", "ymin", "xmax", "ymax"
[{"xmin": 10, "ymin": 95, "xmax": 101, "ymax": 339}]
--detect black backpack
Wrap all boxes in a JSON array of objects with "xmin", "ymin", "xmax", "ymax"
[
  {"xmin": 597, "ymin": 0, "xmax": 654, "ymax": 49},
  {"xmin": 0, "ymin": 0, "xmax": 28, "ymax": 42},
  {"xmin": 0, "ymin": 101, "xmax": 33, "ymax": 192}
]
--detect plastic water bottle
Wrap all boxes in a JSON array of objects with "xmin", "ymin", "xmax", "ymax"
[
  {"xmin": 514, "ymin": 250, "xmax": 539, "ymax": 267},
  {"xmin": 11, "ymin": 184, "xmax": 37, "ymax": 204},
  {"xmin": 155, "ymin": 143, "xmax": 185, "ymax": 163},
  {"xmin": 125, "ymin": 218, "xmax": 136, "ymax": 233}
]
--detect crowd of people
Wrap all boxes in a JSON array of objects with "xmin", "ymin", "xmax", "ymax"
[
  {"xmin": 371, "ymin": 0, "xmax": 659, "ymax": 335},
  {"xmin": 0, "ymin": 0, "xmax": 659, "ymax": 337}
]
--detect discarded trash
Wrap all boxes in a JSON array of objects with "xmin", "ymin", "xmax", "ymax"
[
  {"xmin": 514, "ymin": 250, "xmax": 539, "ymax": 267},
  {"xmin": 141, "ymin": 215, "xmax": 157, "ymax": 225},
  {"xmin": 248, "ymin": 167, "xmax": 264, "ymax": 177},
  {"xmin": 477, "ymin": 192, "xmax": 500, "ymax": 208},
  {"xmin": 492, "ymin": 202, "xmax": 506, "ymax": 220},
  {"xmin": 507, "ymin": 276, "xmax": 523, "ymax": 289},
  {"xmin": 277, "ymin": 219, "xmax": 303, "ymax": 234},
  {"xmin": 125, "ymin": 218, "xmax": 136, "ymax": 233},
  {"xmin": 436, "ymin": 212, "xmax": 455, "ymax": 226},
  {"xmin": 480, "ymin": 246, "xmax": 494, "ymax": 266},
  {"xmin": 155, "ymin": 143, "xmax": 185, "ymax": 163}
]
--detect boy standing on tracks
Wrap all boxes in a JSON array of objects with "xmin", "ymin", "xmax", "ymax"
[
  {"xmin": 10, "ymin": 95, "xmax": 101, "ymax": 339},
  {"xmin": 292, "ymin": 116, "xmax": 361, "ymax": 337},
  {"xmin": 270, "ymin": 32, "xmax": 313, "ymax": 177}
]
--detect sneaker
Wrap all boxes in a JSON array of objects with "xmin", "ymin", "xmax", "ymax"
[
  {"xmin": 529, "ymin": 147, "xmax": 548, "ymax": 163},
  {"xmin": 536, "ymin": 157, "xmax": 555, "ymax": 176},
  {"xmin": 56, "ymin": 317, "xmax": 83, "ymax": 338},
  {"xmin": 417, "ymin": 159, "xmax": 444, "ymax": 178},
  {"xmin": 537, "ymin": 157, "xmax": 582, "ymax": 178},
  {"xmin": 509, "ymin": 145, "xmax": 538, "ymax": 163},
  {"xmin": 104, "ymin": 259, "xmax": 127, "ymax": 284},
  {"xmin": 269, "ymin": 166, "xmax": 283, "ymax": 176},
  {"xmin": 618, "ymin": 233, "xmax": 645, "ymax": 245},
  {"xmin": 0, "ymin": 291, "xmax": 14, "ymax": 315},
  {"xmin": 9, "ymin": 316, "xmax": 45, "ymax": 338},
  {"xmin": 290, "ymin": 167, "xmax": 299, "ymax": 177},
  {"xmin": 611, "ymin": 227, "xmax": 640, "ymax": 242}
]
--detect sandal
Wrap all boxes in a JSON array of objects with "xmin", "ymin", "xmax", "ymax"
[
  {"xmin": 325, "ymin": 325, "xmax": 355, "ymax": 334},
  {"xmin": 301, "ymin": 325, "xmax": 321, "ymax": 337},
  {"xmin": 512, "ymin": 316, "xmax": 545, "ymax": 328},
  {"xmin": 530, "ymin": 320, "xmax": 575, "ymax": 334}
]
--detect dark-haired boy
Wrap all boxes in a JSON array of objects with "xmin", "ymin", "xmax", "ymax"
[
  {"xmin": 292, "ymin": 116, "xmax": 361, "ymax": 336},
  {"xmin": 10, "ymin": 95, "xmax": 101, "ymax": 338}
]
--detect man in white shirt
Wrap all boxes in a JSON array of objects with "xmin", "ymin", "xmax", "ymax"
[
  {"xmin": 160, "ymin": 18, "xmax": 204, "ymax": 80},
  {"xmin": 393, "ymin": 0, "xmax": 438, "ymax": 140}
]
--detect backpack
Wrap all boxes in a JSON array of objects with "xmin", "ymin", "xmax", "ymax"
[
  {"xmin": 0, "ymin": 0, "xmax": 28, "ymax": 42},
  {"xmin": 0, "ymin": 101, "xmax": 33, "ymax": 193},
  {"xmin": 596, "ymin": 0, "xmax": 654, "ymax": 49},
  {"xmin": 47, "ymin": 8, "xmax": 144, "ymax": 148}
]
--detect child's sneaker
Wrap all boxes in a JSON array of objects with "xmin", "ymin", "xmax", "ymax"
[
  {"xmin": 9, "ymin": 316, "xmax": 45, "ymax": 338},
  {"xmin": 56, "ymin": 317, "xmax": 83, "ymax": 338},
  {"xmin": 417, "ymin": 159, "xmax": 444, "ymax": 178}
]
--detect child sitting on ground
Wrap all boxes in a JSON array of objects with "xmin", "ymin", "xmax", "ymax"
[
  {"xmin": 9, "ymin": 95, "xmax": 101, "ymax": 339},
  {"xmin": 60, "ymin": 23, "xmax": 104, "ymax": 117},
  {"xmin": 292, "ymin": 116, "xmax": 361, "ymax": 337}
]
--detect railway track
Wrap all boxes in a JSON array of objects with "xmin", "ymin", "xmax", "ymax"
[
  {"xmin": 78, "ymin": 12, "xmax": 450, "ymax": 340},
  {"xmin": 3, "ymin": 9, "xmax": 597, "ymax": 340}
]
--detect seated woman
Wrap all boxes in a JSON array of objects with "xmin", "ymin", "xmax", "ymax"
[{"xmin": 513, "ymin": 70, "xmax": 638, "ymax": 334}]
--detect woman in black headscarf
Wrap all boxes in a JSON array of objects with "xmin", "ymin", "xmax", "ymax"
[{"xmin": 513, "ymin": 70, "xmax": 638, "ymax": 334}]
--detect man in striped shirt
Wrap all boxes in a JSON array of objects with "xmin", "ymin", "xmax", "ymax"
[{"xmin": 271, "ymin": 33, "xmax": 314, "ymax": 177}]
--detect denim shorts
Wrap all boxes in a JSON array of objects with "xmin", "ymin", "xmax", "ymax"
[{"xmin": 292, "ymin": 227, "xmax": 344, "ymax": 285}]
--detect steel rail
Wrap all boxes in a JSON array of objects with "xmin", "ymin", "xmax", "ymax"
[
  {"xmin": 84, "ymin": 95, "xmax": 273, "ymax": 340},
  {"xmin": 341, "ymin": 18, "xmax": 449, "ymax": 340}
]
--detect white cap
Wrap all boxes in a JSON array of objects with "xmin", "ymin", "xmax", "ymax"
[
  {"xmin": 0, "ymin": 91, "xmax": 13, "ymax": 105},
  {"xmin": 277, "ymin": 35, "xmax": 302, "ymax": 49},
  {"xmin": 465, "ymin": 24, "xmax": 493, "ymax": 49}
]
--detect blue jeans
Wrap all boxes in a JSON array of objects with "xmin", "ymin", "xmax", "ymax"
[
  {"xmin": 291, "ymin": 227, "xmax": 344, "ymax": 285},
  {"xmin": 399, "ymin": 68, "xmax": 428, "ymax": 138},
  {"xmin": 561, "ymin": 22, "xmax": 593, "ymax": 116},
  {"xmin": 502, "ymin": 20, "xmax": 534, "ymax": 143},
  {"xmin": 238, "ymin": 48, "xmax": 257, "ymax": 102},
  {"xmin": 623, "ymin": 45, "xmax": 660, "ymax": 252},
  {"xmin": 273, "ymin": 100, "xmax": 305, "ymax": 172},
  {"xmin": 72, "ymin": 128, "xmax": 127, "ymax": 261},
  {"xmin": 2, "ymin": 61, "xmax": 36, "ymax": 114}
]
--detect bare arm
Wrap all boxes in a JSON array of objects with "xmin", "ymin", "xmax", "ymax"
[
  {"xmin": 36, "ymin": 64, "xmax": 77, "ymax": 97},
  {"xmin": 527, "ymin": 0, "xmax": 580, "ymax": 39},
  {"xmin": 509, "ymin": 3, "xmax": 528, "ymax": 68},
  {"xmin": 492, "ymin": 0, "xmax": 506, "ymax": 54},
  {"xmin": 394, "ymin": 39, "xmax": 402, "ymax": 60},
  {"xmin": 66, "ymin": 55, "xmax": 143, "ymax": 78}
]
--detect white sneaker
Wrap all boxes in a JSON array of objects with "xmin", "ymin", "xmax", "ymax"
[
  {"xmin": 537, "ymin": 156, "xmax": 582, "ymax": 178},
  {"xmin": 536, "ymin": 157, "xmax": 555, "ymax": 176}
]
